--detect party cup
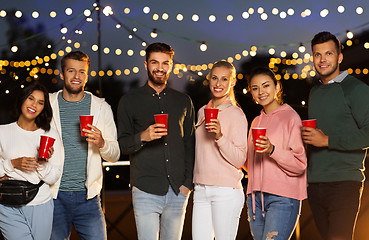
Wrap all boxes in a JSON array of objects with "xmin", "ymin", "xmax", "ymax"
[
  {"xmin": 302, "ymin": 119, "xmax": 317, "ymax": 129},
  {"xmin": 154, "ymin": 114, "xmax": 168, "ymax": 132},
  {"xmin": 80, "ymin": 115, "xmax": 94, "ymax": 136},
  {"xmin": 252, "ymin": 128, "xmax": 266, "ymax": 151},
  {"xmin": 38, "ymin": 135, "xmax": 55, "ymax": 160},
  {"xmin": 204, "ymin": 108, "xmax": 219, "ymax": 124}
]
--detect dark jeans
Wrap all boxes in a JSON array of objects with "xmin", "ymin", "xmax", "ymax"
[{"xmin": 308, "ymin": 181, "xmax": 363, "ymax": 240}]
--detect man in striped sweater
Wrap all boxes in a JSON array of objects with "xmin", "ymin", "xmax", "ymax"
[{"xmin": 49, "ymin": 51, "xmax": 120, "ymax": 240}]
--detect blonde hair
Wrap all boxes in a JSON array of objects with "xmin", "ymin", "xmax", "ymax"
[{"xmin": 210, "ymin": 61, "xmax": 238, "ymax": 106}]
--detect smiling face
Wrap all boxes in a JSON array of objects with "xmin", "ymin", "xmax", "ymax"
[
  {"xmin": 60, "ymin": 59, "xmax": 89, "ymax": 95},
  {"xmin": 209, "ymin": 66, "xmax": 235, "ymax": 103},
  {"xmin": 20, "ymin": 90, "xmax": 45, "ymax": 121},
  {"xmin": 145, "ymin": 52, "xmax": 173, "ymax": 87},
  {"xmin": 250, "ymin": 73, "xmax": 281, "ymax": 113},
  {"xmin": 312, "ymin": 40, "xmax": 343, "ymax": 84}
]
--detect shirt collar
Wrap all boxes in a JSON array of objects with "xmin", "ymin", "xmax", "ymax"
[
  {"xmin": 143, "ymin": 82, "xmax": 168, "ymax": 95},
  {"xmin": 320, "ymin": 70, "xmax": 348, "ymax": 84}
]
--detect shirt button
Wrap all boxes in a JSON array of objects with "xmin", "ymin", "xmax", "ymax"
[
  {"xmin": 158, "ymin": 97, "xmax": 161, "ymax": 99},
  {"xmin": 152, "ymin": 94, "xmax": 155, "ymax": 97},
  {"xmin": 165, "ymin": 143, "xmax": 168, "ymax": 146},
  {"xmin": 161, "ymin": 111, "xmax": 164, "ymax": 113},
  {"xmin": 166, "ymin": 159, "xmax": 169, "ymax": 162},
  {"xmin": 168, "ymin": 175, "xmax": 170, "ymax": 178}
]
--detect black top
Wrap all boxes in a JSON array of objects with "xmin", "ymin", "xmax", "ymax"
[{"xmin": 117, "ymin": 83, "xmax": 195, "ymax": 195}]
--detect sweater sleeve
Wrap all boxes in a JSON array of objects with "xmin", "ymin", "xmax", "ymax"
[
  {"xmin": 216, "ymin": 108, "xmax": 248, "ymax": 169},
  {"xmin": 99, "ymin": 102, "xmax": 120, "ymax": 162},
  {"xmin": 270, "ymin": 116, "xmax": 307, "ymax": 177},
  {"xmin": 328, "ymin": 81, "xmax": 369, "ymax": 151}
]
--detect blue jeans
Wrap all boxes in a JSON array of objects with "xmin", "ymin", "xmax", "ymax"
[
  {"xmin": 0, "ymin": 199, "xmax": 53, "ymax": 240},
  {"xmin": 132, "ymin": 186, "xmax": 189, "ymax": 240},
  {"xmin": 51, "ymin": 191, "xmax": 107, "ymax": 240},
  {"xmin": 247, "ymin": 192, "xmax": 301, "ymax": 240}
]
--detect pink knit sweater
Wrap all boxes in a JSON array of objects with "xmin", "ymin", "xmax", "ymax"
[
  {"xmin": 193, "ymin": 103, "xmax": 248, "ymax": 189},
  {"xmin": 245, "ymin": 104, "xmax": 307, "ymax": 200}
]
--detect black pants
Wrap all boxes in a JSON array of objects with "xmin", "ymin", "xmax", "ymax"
[{"xmin": 308, "ymin": 181, "xmax": 363, "ymax": 240}]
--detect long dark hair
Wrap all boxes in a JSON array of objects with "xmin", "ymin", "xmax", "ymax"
[{"xmin": 16, "ymin": 83, "xmax": 53, "ymax": 131}]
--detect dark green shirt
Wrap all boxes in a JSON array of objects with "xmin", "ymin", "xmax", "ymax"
[
  {"xmin": 117, "ymin": 84, "xmax": 195, "ymax": 195},
  {"xmin": 308, "ymin": 74, "xmax": 369, "ymax": 183}
]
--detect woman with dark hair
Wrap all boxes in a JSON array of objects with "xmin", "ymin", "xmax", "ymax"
[
  {"xmin": 0, "ymin": 83, "xmax": 62, "ymax": 240},
  {"xmin": 192, "ymin": 61, "xmax": 248, "ymax": 240},
  {"xmin": 245, "ymin": 67, "xmax": 307, "ymax": 240}
]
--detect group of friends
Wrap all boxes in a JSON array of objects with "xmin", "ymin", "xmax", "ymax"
[{"xmin": 0, "ymin": 30, "xmax": 368, "ymax": 240}]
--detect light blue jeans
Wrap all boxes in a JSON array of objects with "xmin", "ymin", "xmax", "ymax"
[
  {"xmin": 132, "ymin": 186, "xmax": 189, "ymax": 240},
  {"xmin": 247, "ymin": 192, "xmax": 301, "ymax": 240},
  {"xmin": 51, "ymin": 190, "xmax": 107, "ymax": 240},
  {"xmin": 0, "ymin": 199, "xmax": 53, "ymax": 240}
]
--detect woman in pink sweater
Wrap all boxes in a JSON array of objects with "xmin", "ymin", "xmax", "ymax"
[
  {"xmin": 245, "ymin": 67, "xmax": 307, "ymax": 240},
  {"xmin": 192, "ymin": 61, "xmax": 248, "ymax": 240}
]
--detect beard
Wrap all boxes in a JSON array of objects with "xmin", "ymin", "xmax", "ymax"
[
  {"xmin": 64, "ymin": 82, "xmax": 84, "ymax": 95},
  {"xmin": 148, "ymin": 70, "xmax": 169, "ymax": 86}
]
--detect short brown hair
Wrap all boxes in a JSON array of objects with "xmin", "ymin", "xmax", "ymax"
[
  {"xmin": 311, "ymin": 31, "xmax": 341, "ymax": 53},
  {"xmin": 145, "ymin": 42, "xmax": 174, "ymax": 62},
  {"xmin": 61, "ymin": 51, "xmax": 90, "ymax": 72}
]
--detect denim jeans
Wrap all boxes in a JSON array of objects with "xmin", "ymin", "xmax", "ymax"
[
  {"xmin": 247, "ymin": 192, "xmax": 301, "ymax": 240},
  {"xmin": 51, "ymin": 190, "xmax": 107, "ymax": 240},
  {"xmin": 0, "ymin": 199, "xmax": 53, "ymax": 240},
  {"xmin": 192, "ymin": 184, "xmax": 244, "ymax": 240},
  {"xmin": 132, "ymin": 186, "xmax": 189, "ymax": 240},
  {"xmin": 308, "ymin": 181, "xmax": 363, "ymax": 240}
]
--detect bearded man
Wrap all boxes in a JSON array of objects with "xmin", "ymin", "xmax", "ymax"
[{"xmin": 117, "ymin": 42, "xmax": 195, "ymax": 240}]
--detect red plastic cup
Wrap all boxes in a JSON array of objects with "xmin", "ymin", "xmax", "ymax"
[
  {"xmin": 154, "ymin": 114, "xmax": 168, "ymax": 131},
  {"xmin": 204, "ymin": 108, "xmax": 219, "ymax": 124},
  {"xmin": 80, "ymin": 115, "xmax": 94, "ymax": 136},
  {"xmin": 252, "ymin": 128, "xmax": 266, "ymax": 151},
  {"xmin": 38, "ymin": 135, "xmax": 55, "ymax": 160},
  {"xmin": 302, "ymin": 119, "xmax": 316, "ymax": 129}
]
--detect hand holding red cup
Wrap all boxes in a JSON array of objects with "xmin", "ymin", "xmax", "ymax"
[
  {"xmin": 154, "ymin": 114, "xmax": 168, "ymax": 133},
  {"xmin": 38, "ymin": 135, "xmax": 55, "ymax": 160},
  {"xmin": 204, "ymin": 108, "xmax": 219, "ymax": 124},
  {"xmin": 80, "ymin": 115, "xmax": 94, "ymax": 136},
  {"xmin": 252, "ymin": 128, "xmax": 266, "ymax": 151}
]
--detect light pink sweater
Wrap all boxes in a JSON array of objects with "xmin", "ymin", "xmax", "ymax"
[
  {"xmin": 193, "ymin": 104, "xmax": 248, "ymax": 189},
  {"xmin": 245, "ymin": 104, "xmax": 307, "ymax": 200}
]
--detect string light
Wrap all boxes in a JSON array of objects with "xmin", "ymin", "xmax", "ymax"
[
  {"xmin": 15, "ymin": 10, "xmax": 22, "ymax": 18},
  {"xmin": 356, "ymin": 7, "xmax": 363, "ymax": 15},
  {"xmin": 103, "ymin": 6, "xmax": 113, "ymax": 16},
  {"xmin": 32, "ymin": 11, "xmax": 39, "ymax": 19},
  {"xmin": 65, "ymin": 8, "xmax": 73, "ymax": 15},
  {"xmin": 84, "ymin": 9, "xmax": 91, "ymax": 17},
  {"xmin": 143, "ymin": 6, "xmax": 150, "ymax": 14},
  {"xmin": 200, "ymin": 42, "xmax": 207, "ymax": 51},
  {"xmin": 150, "ymin": 29, "xmax": 158, "ymax": 38},
  {"xmin": 176, "ymin": 14, "xmax": 184, "ymax": 21},
  {"xmin": 298, "ymin": 43, "xmax": 306, "ymax": 53},
  {"xmin": 320, "ymin": 9, "xmax": 329, "ymax": 17},
  {"xmin": 337, "ymin": 6, "xmax": 345, "ymax": 13},
  {"xmin": 347, "ymin": 30, "xmax": 353, "ymax": 39},
  {"xmin": 60, "ymin": 25, "xmax": 68, "ymax": 34}
]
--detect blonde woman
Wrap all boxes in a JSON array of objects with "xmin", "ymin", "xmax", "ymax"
[{"xmin": 192, "ymin": 61, "xmax": 248, "ymax": 240}]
